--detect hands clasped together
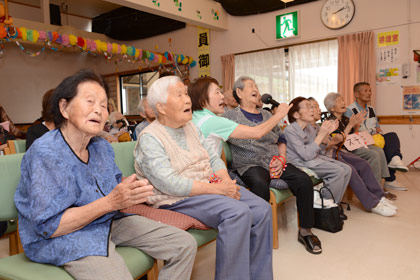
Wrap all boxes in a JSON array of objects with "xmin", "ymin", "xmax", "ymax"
[{"xmin": 107, "ymin": 174, "xmax": 154, "ymax": 211}]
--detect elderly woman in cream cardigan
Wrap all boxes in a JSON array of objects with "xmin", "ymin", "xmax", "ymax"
[{"xmin": 134, "ymin": 76, "xmax": 273, "ymax": 280}]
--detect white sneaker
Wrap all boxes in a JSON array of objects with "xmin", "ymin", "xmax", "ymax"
[
  {"xmin": 380, "ymin": 197, "xmax": 397, "ymax": 211},
  {"xmin": 371, "ymin": 201, "xmax": 397, "ymax": 217},
  {"xmin": 388, "ymin": 156, "xmax": 408, "ymax": 172},
  {"xmin": 384, "ymin": 180, "xmax": 408, "ymax": 191}
]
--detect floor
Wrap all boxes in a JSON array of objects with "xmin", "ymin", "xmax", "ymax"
[{"xmin": 1, "ymin": 169, "xmax": 419, "ymax": 280}]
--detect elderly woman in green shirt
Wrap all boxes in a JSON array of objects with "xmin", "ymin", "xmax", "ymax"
[{"xmin": 190, "ymin": 76, "xmax": 290, "ymax": 157}]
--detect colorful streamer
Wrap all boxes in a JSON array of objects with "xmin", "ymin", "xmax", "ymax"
[{"xmin": 0, "ymin": 25, "xmax": 197, "ymax": 68}]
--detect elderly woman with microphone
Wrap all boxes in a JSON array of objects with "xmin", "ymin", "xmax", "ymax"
[{"xmin": 219, "ymin": 76, "xmax": 322, "ymax": 254}]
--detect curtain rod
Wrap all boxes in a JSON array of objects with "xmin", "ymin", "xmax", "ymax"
[{"xmin": 234, "ymin": 37, "xmax": 337, "ymax": 56}]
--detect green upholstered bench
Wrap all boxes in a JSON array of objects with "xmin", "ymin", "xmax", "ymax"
[
  {"xmin": 0, "ymin": 152, "xmax": 157, "ymax": 280},
  {"xmin": 0, "ymin": 247, "xmax": 156, "ymax": 280}
]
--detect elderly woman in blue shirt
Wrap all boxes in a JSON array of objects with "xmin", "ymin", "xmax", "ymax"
[
  {"xmin": 135, "ymin": 75, "xmax": 273, "ymax": 280},
  {"xmin": 14, "ymin": 70, "xmax": 196, "ymax": 280},
  {"xmin": 284, "ymin": 97, "xmax": 351, "ymax": 205}
]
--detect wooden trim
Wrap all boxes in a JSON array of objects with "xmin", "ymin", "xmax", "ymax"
[
  {"xmin": 102, "ymin": 63, "xmax": 176, "ymax": 78},
  {"xmin": 377, "ymin": 115, "xmax": 420, "ymax": 125}
]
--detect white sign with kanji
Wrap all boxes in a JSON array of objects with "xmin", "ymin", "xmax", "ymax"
[{"xmin": 343, "ymin": 131, "xmax": 374, "ymax": 151}]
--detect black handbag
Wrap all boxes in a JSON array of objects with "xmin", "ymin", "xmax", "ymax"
[{"xmin": 313, "ymin": 186, "xmax": 344, "ymax": 233}]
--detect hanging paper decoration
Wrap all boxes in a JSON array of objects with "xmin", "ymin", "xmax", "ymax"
[
  {"xmin": 152, "ymin": 0, "xmax": 160, "ymax": 7},
  {"xmin": 173, "ymin": 0, "xmax": 182, "ymax": 11},
  {"xmin": 212, "ymin": 9, "xmax": 219, "ymax": 21},
  {"xmin": 0, "ymin": 25, "xmax": 197, "ymax": 68}
]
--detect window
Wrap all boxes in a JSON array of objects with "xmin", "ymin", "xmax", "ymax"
[
  {"xmin": 235, "ymin": 39, "xmax": 338, "ymax": 111},
  {"xmin": 235, "ymin": 48, "xmax": 288, "ymax": 103},
  {"xmin": 119, "ymin": 71, "xmax": 159, "ymax": 115},
  {"xmin": 288, "ymin": 40, "xmax": 338, "ymax": 111}
]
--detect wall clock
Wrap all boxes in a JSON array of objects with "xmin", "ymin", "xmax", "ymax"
[{"xmin": 321, "ymin": 0, "xmax": 355, "ymax": 30}]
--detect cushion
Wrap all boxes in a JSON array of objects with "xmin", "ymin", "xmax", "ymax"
[
  {"xmin": 228, "ymin": 169, "xmax": 289, "ymax": 190},
  {"xmin": 122, "ymin": 204, "xmax": 210, "ymax": 230}
]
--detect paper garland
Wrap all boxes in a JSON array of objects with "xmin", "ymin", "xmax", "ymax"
[{"xmin": 0, "ymin": 25, "xmax": 196, "ymax": 67}]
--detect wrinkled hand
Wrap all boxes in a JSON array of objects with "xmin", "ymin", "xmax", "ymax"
[
  {"xmin": 107, "ymin": 174, "xmax": 154, "ymax": 210},
  {"xmin": 349, "ymin": 110, "xmax": 366, "ymax": 127},
  {"xmin": 105, "ymin": 135, "xmax": 118, "ymax": 143},
  {"xmin": 320, "ymin": 119, "xmax": 339, "ymax": 135},
  {"xmin": 270, "ymin": 158, "xmax": 284, "ymax": 177},
  {"xmin": 330, "ymin": 133, "xmax": 344, "ymax": 145},
  {"xmin": 213, "ymin": 179, "xmax": 241, "ymax": 200},
  {"xmin": 274, "ymin": 103, "xmax": 293, "ymax": 119}
]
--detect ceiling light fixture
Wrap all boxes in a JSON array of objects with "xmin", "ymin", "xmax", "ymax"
[{"xmin": 281, "ymin": 0, "xmax": 294, "ymax": 3}]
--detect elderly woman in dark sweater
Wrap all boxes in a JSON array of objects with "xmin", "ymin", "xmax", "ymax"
[{"xmin": 223, "ymin": 76, "xmax": 322, "ymax": 255}]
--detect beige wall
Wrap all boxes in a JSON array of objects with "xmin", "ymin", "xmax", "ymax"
[
  {"xmin": 208, "ymin": 0, "xmax": 420, "ymax": 165},
  {"xmin": 1, "ymin": 0, "xmax": 419, "ymax": 164}
]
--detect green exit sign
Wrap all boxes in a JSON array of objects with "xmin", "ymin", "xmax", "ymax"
[{"xmin": 276, "ymin": 11, "xmax": 299, "ymax": 40}]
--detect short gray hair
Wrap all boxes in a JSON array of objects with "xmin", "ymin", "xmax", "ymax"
[
  {"xmin": 232, "ymin": 76, "xmax": 255, "ymax": 104},
  {"xmin": 147, "ymin": 76, "xmax": 182, "ymax": 115},
  {"xmin": 137, "ymin": 98, "xmax": 146, "ymax": 115},
  {"xmin": 109, "ymin": 111, "xmax": 122, "ymax": 125},
  {"xmin": 324, "ymin": 92, "xmax": 341, "ymax": 112}
]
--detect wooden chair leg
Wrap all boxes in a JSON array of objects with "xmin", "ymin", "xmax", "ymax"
[
  {"xmin": 8, "ymin": 231, "xmax": 19, "ymax": 256},
  {"xmin": 269, "ymin": 191, "xmax": 279, "ymax": 250},
  {"xmin": 346, "ymin": 187, "xmax": 353, "ymax": 201},
  {"xmin": 146, "ymin": 260, "xmax": 159, "ymax": 280}
]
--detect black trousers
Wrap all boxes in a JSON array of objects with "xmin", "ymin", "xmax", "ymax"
[
  {"xmin": 240, "ymin": 163, "xmax": 314, "ymax": 229},
  {"xmin": 383, "ymin": 132, "xmax": 403, "ymax": 182}
]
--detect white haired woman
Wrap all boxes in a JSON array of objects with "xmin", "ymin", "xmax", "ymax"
[
  {"xmin": 134, "ymin": 98, "xmax": 156, "ymax": 139},
  {"xmin": 135, "ymin": 76, "xmax": 273, "ymax": 280},
  {"xmin": 323, "ymin": 93, "xmax": 394, "ymax": 198}
]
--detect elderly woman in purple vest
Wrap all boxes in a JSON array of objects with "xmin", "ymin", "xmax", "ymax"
[{"xmin": 134, "ymin": 76, "xmax": 273, "ymax": 280}]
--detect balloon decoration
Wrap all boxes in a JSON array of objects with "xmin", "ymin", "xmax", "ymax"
[{"xmin": 0, "ymin": 25, "xmax": 197, "ymax": 68}]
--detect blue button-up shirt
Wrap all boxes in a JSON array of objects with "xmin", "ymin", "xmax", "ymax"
[{"xmin": 14, "ymin": 129, "xmax": 125, "ymax": 266}]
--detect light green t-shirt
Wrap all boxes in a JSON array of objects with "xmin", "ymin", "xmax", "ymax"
[{"xmin": 192, "ymin": 109, "xmax": 238, "ymax": 157}]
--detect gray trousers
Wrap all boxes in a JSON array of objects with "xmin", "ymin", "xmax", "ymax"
[
  {"xmin": 161, "ymin": 186, "xmax": 273, "ymax": 280},
  {"xmin": 310, "ymin": 157, "xmax": 352, "ymax": 203},
  {"xmin": 64, "ymin": 215, "xmax": 197, "ymax": 280},
  {"xmin": 351, "ymin": 145, "xmax": 390, "ymax": 184}
]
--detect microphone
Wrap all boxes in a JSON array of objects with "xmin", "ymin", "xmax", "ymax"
[{"xmin": 261, "ymin": 93, "xmax": 280, "ymax": 106}]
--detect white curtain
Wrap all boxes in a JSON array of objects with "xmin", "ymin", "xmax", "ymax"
[
  {"xmin": 289, "ymin": 40, "xmax": 338, "ymax": 110},
  {"xmin": 235, "ymin": 48, "xmax": 288, "ymax": 103}
]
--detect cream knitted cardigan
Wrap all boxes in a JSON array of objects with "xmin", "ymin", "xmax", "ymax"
[{"xmin": 135, "ymin": 120, "xmax": 213, "ymax": 207}]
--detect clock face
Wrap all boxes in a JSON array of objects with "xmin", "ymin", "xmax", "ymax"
[{"xmin": 321, "ymin": 0, "xmax": 355, "ymax": 30}]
